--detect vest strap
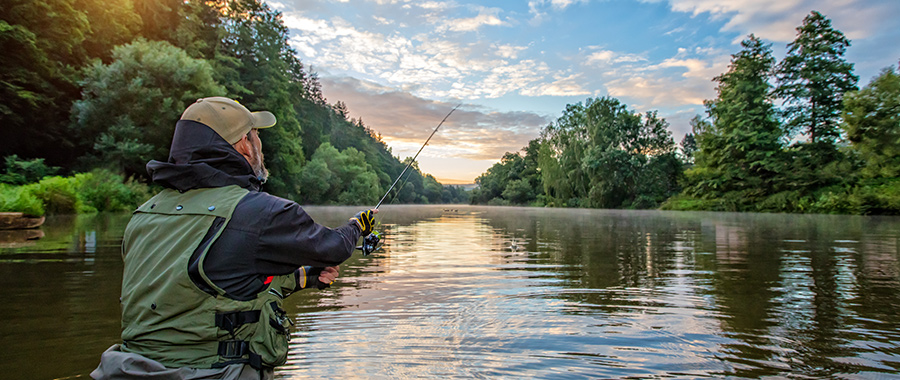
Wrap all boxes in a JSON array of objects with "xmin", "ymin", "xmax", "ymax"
[
  {"xmin": 215, "ymin": 310, "xmax": 261, "ymax": 333},
  {"xmin": 216, "ymin": 340, "xmax": 264, "ymax": 370}
]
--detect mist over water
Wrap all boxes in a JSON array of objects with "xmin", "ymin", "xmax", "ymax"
[{"xmin": 2, "ymin": 206, "xmax": 899, "ymax": 379}]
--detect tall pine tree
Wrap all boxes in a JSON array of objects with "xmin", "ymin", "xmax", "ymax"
[
  {"xmin": 776, "ymin": 11, "xmax": 858, "ymax": 146},
  {"xmin": 687, "ymin": 35, "xmax": 783, "ymax": 209}
]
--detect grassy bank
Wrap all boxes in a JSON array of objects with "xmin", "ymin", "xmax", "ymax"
[{"xmin": 0, "ymin": 169, "xmax": 152, "ymax": 216}]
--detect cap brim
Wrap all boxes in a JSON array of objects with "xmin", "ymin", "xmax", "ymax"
[{"xmin": 251, "ymin": 111, "xmax": 277, "ymax": 129}]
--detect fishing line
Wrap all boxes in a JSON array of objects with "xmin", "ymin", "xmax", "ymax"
[
  {"xmin": 357, "ymin": 103, "xmax": 461, "ymax": 255},
  {"xmin": 374, "ymin": 104, "xmax": 461, "ymax": 210}
]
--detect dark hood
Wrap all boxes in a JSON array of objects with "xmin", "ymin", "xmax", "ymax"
[{"xmin": 147, "ymin": 120, "xmax": 261, "ymax": 191}]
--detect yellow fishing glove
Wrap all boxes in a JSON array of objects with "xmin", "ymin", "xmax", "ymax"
[{"xmin": 350, "ymin": 209, "xmax": 375, "ymax": 236}]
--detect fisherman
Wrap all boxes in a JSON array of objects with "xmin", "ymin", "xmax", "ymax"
[{"xmin": 91, "ymin": 97, "xmax": 376, "ymax": 380}]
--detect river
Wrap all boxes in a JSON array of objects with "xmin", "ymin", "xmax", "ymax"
[{"xmin": 1, "ymin": 205, "xmax": 899, "ymax": 379}]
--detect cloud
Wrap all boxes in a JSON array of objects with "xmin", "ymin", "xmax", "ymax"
[
  {"xmin": 586, "ymin": 50, "xmax": 648, "ymax": 65},
  {"xmin": 318, "ymin": 76, "xmax": 551, "ymax": 161},
  {"xmin": 285, "ymin": 10, "xmax": 584, "ymax": 102},
  {"xmin": 527, "ymin": 0, "xmax": 589, "ymax": 24},
  {"xmin": 576, "ymin": 45, "xmax": 729, "ymax": 111},
  {"xmin": 646, "ymin": 0, "xmax": 898, "ymax": 42},
  {"xmin": 437, "ymin": 10, "xmax": 507, "ymax": 32}
]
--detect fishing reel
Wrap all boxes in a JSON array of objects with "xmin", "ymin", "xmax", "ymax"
[{"xmin": 356, "ymin": 231, "xmax": 382, "ymax": 256}]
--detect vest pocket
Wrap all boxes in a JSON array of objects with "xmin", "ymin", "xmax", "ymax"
[{"xmin": 251, "ymin": 300, "xmax": 291, "ymax": 366}]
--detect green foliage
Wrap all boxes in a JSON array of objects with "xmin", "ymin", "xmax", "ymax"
[
  {"xmin": 538, "ymin": 97, "xmax": 680, "ymax": 209},
  {"xmin": 0, "ymin": 155, "xmax": 59, "ymax": 185},
  {"xmin": 659, "ymin": 194, "xmax": 718, "ymax": 211},
  {"xmin": 211, "ymin": 0, "xmax": 308, "ymax": 199},
  {"xmin": 679, "ymin": 131, "xmax": 697, "ymax": 166},
  {"xmin": 72, "ymin": 38, "xmax": 226, "ymax": 177},
  {"xmin": 74, "ymin": 170, "xmax": 153, "ymax": 212},
  {"xmin": 0, "ymin": 170, "xmax": 151, "ymax": 216},
  {"xmin": 299, "ymin": 143, "xmax": 383, "ymax": 205},
  {"xmin": 25, "ymin": 176, "xmax": 86, "ymax": 215},
  {"xmin": 686, "ymin": 35, "xmax": 784, "ymax": 205},
  {"xmin": 474, "ymin": 97, "xmax": 681, "ymax": 209},
  {"xmin": 776, "ymin": 11, "xmax": 858, "ymax": 146},
  {"xmin": 441, "ymin": 185, "xmax": 471, "ymax": 204},
  {"xmin": 501, "ymin": 179, "xmax": 535, "ymax": 204},
  {"xmin": 843, "ymin": 65, "xmax": 900, "ymax": 178},
  {"xmin": 0, "ymin": 184, "xmax": 45, "ymax": 216},
  {"xmin": 472, "ymin": 140, "xmax": 543, "ymax": 205},
  {"xmin": 0, "ymin": 0, "xmax": 89, "ymax": 165}
]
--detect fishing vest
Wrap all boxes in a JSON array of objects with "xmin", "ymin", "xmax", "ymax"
[{"xmin": 120, "ymin": 185, "xmax": 298, "ymax": 370}]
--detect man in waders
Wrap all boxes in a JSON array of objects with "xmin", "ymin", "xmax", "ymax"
[{"xmin": 91, "ymin": 97, "xmax": 376, "ymax": 380}]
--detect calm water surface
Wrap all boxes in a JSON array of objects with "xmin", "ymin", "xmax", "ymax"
[{"xmin": 1, "ymin": 205, "xmax": 899, "ymax": 379}]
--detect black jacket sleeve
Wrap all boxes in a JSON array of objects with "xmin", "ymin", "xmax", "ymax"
[
  {"xmin": 204, "ymin": 191, "xmax": 360, "ymax": 299},
  {"xmin": 247, "ymin": 192, "xmax": 361, "ymax": 272}
]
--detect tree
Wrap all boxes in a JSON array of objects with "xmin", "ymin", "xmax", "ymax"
[
  {"xmin": 0, "ymin": 155, "xmax": 59, "ymax": 185},
  {"xmin": 76, "ymin": 0, "xmax": 142, "ymax": 61},
  {"xmin": 842, "ymin": 65, "xmax": 900, "ymax": 178},
  {"xmin": 680, "ymin": 116, "xmax": 706, "ymax": 166},
  {"xmin": 776, "ymin": 11, "xmax": 858, "ymax": 146},
  {"xmin": 687, "ymin": 35, "xmax": 783, "ymax": 208},
  {"xmin": 471, "ymin": 144, "xmax": 544, "ymax": 206},
  {"xmin": 680, "ymin": 133, "xmax": 697, "ymax": 165},
  {"xmin": 0, "ymin": 0, "xmax": 91, "ymax": 165},
  {"xmin": 71, "ymin": 39, "xmax": 226, "ymax": 177},
  {"xmin": 299, "ymin": 143, "xmax": 383, "ymax": 205},
  {"xmin": 538, "ymin": 97, "xmax": 679, "ymax": 209}
]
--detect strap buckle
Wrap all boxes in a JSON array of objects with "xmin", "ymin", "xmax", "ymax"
[{"xmin": 218, "ymin": 340, "xmax": 250, "ymax": 359}]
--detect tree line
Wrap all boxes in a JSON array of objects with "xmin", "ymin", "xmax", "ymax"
[
  {"xmin": 471, "ymin": 11, "xmax": 900, "ymax": 215},
  {"xmin": 1, "ymin": 0, "xmax": 469, "ymax": 207}
]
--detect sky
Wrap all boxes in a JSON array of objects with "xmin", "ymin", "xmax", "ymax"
[{"xmin": 270, "ymin": 0, "xmax": 900, "ymax": 184}]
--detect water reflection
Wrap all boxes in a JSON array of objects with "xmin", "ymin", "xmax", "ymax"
[
  {"xmin": 0, "ymin": 213, "xmax": 130, "ymax": 380},
  {"xmin": 1, "ymin": 207, "xmax": 899, "ymax": 379}
]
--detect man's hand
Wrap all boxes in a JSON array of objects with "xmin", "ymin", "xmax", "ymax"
[
  {"xmin": 318, "ymin": 266, "xmax": 340, "ymax": 286},
  {"xmin": 350, "ymin": 209, "xmax": 378, "ymax": 236}
]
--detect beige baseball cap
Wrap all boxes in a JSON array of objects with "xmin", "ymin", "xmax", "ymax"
[{"xmin": 180, "ymin": 97, "xmax": 277, "ymax": 144}]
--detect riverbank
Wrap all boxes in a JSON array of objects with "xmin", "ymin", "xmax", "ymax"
[{"xmin": 0, "ymin": 169, "xmax": 151, "ymax": 217}]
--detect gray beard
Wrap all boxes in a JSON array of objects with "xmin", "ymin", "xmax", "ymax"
[
  {"xmin": 253, "ymin": 160, "xmax": 268, "ymax": 184},
  {"xmin": 250, "ymin": 143, "xmax": 269, "ymax": 184}
]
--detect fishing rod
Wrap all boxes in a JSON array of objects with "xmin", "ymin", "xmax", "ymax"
[
  {"xmin": 357, "ymin": 104, "xmax": 461, "ymax": 255},
  {"xmin": 374, "ymin": 104, "xmax": 460, "ymax": 210}
]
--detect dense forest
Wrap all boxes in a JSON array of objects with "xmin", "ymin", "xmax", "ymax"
[
  {"xmin": 1, "ymin": 0, "xmax": 468, "ymax": 216},
  {"xmin": 471, "ymin": 11, "xmax": 900, "ymax": 215}
]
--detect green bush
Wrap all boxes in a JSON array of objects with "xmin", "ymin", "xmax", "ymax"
[
  {"xmin": 74, "ymin": 169, "xmax": 152, "ymax": 212},
  {"xmin": 848, "ymin": 179, "xmax": 900, "ymax": 215},
  {"xmin": 26, "ymin": 176, "xmax": 86, "ymax": 214},
  {"xmin": 0, "ymin": 155, "xmax": 59, "ymax": 185},
  {"xmin": 0, "ymin": 170, "xmax": 152, "ymax": 216},
  {"xmin": 809, "ymin": 188, "xmax": 856, "ymax": 214},
  {"xmin": 660, "ymin": 194, "xmax": 716, "ymax": 211},
  {"xmin": 0, "ymin": 184, "xmax": 44, "ymax": 216},
  {"xmin": 756, "ymin": 191, "xmax": 806, "ymax": 213}
]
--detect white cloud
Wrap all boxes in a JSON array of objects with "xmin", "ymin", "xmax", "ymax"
[
  {"xmin": 495, "ymin": 44, "xmax": 528, "ymax": 59},
  {"xmin": 372, "ymin": 15, "xmax": 393, "ymax": 25},
  {"xmin": 607, "ymin": 75, "xmax": 707, "ymax": 108},
  {"xmin": 438, "ymin": 12, "xmax": 506, "ymax": 32},
  {"xmin": 586, "ymin": 50, "xmax": 647, "ymax": 65},
  {"xmin": 520, "ymin": 73, "xmax": 591, "ymax": 97},
  {"xmin": 654, "ymin": 57, "xmax": 722, "ymax": 79},
  {"xmin": 284, "ymin": 10, "xmax": 583, "ymax": 102},
  {"xmin": 646, "ymin": 0, "xmax": 897, "ymax": 42},
  {"xmin": 318, "ymin": 76, "xmax": 551, "ymax": 162}
]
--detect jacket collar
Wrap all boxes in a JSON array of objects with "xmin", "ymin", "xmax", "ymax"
[{"xmin": 147, "ymin": 120, "xmax": 261, "ymax": 192}]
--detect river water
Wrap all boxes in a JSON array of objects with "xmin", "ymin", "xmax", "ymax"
[{"xmin": 1, "ymin": 205, "xmax": 899, "ymax": 379}]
